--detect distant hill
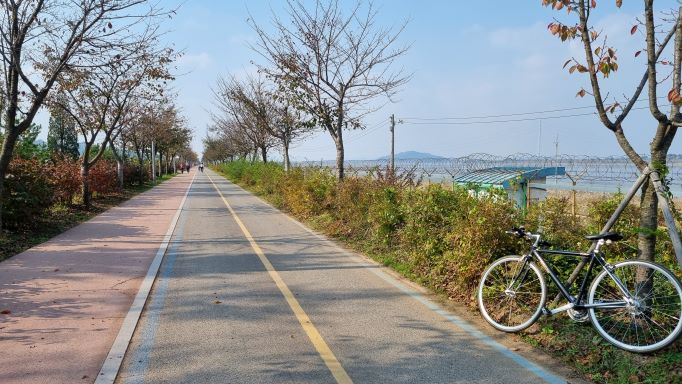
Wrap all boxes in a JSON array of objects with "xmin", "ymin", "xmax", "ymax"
[{"xmin": 377, "ymin": 151, "xmax": 444, "ymax": 160}]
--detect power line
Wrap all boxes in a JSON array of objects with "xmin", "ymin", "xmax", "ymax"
[
  {"xmin": 402, "ymin": 111, "xmax": 597, "ymax": 125},
  {"xmin": 399, "ymin": 96, "xmax": 666, "ymax": 121},
  {"xmin": 290, "ymin": 120, "xmax": 390, "ymax": 153},
  {"xmin": 400, "ymin": 104, "xmax": 670, "ymax": 126}
]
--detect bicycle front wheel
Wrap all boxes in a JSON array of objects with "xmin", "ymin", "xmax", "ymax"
[
  {"xmin": 478, "ymin": 255, "xmax": 546, "ymax": 332},
  {"xmin": 589, "ymin": 260, "xmax": 682, "ymax": 353}
]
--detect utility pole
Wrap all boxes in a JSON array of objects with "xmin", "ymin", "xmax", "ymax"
[
  {"xmin": 554, "ymin": 133, "xmax": 559, "ymax": 185},
  {"xmin": 538, "ymin": 120, "xmax": 542, "ymax": 156},
  {"xmin": 390, "ymin": 114, "xmax": 395, "ymax": 176},
  {"xmin": 151, "ymin": 140, "xmax": 156, "ymax": 183}
]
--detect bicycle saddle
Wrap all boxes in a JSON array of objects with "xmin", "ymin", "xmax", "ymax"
[{"xmin": 585, "ymin": 232, "xmax": 623, "ymax": 241}]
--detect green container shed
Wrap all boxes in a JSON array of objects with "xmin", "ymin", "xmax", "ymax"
[{"xmin": 454, "ymin": 167, "xmax": 566, "ymax": 208}]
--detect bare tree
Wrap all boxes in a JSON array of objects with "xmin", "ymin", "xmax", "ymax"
[
  {"xmin": 269, "ymin": 100, "xmax": 313, "ymax": 172},
  {"xmin": 543, "ymin": 1, "xmax": 682, "ymax": 266},
  {"xmin": 152, "ymin": 102, "xmax": 192, "ymax": 174},
  {"xmin": 217, "ymin": 74, "xmax": 313, "ymax": 171},
  {"xmin": 203, "ymin": 134, "xmax": 234, "ymax": 163},
  {"xmin": 53, "ymin": 41, "xmax": 174, "ymax": 207},
  {"xmin": 0, "ymin": 0, "xmax": 170, "ymax": 227},
  {"xmin": 211, "ymin": 75, "xmax": 277, "ymax": 162},
  {"xmin": 249, "ymin": 0, "xmax": 410, "ymax": 179}
]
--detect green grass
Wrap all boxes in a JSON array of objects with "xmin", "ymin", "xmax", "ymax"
[{"xmin": 0, "ymin": 174, "xmax": 175, "ymax": 262}]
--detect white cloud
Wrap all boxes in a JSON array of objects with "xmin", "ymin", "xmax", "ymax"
[
  {"xmin": 488, "ymin": 22, "xmax": 551, "ymax": 51},
  {"xmin": 178, "ymin": 52, "xmax": 213, "ymax": 70},
  {"xmin": 228, "ymin": 33, "xmax": 256, "ymax": 46}
]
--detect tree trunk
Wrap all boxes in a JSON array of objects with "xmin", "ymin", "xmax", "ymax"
[
  {"xmin": 638, "ymin": 178, "xmax": 658, "ymax": 262},
  {"xmin": 110, "ymin": 143, "xmax": 125, "ymax": 190},
  {"xmin": 136, "ymin": 149, "xmax": 144, "ymax": 185},
  {"xmin": 283, "ymin": 140, "xmax": 290, "ymax": 173},
  {"xmin": 0, "ymin": 130, "xmax": 21, "ymax": 230},
  {"xmin": 117, "ymin": 159, "xmax": 124, "ymax": 190},
  {"xmin": 638, "ymin": 144, "xmax": 669, "ymax": 262},
  {"xmin": 261, "ymin": 145, "xmax": 267, "ymax": 163},
  {"xmin": 334, "ymin": 130, "xmax": 344, "ymax": 180},
  {"xmin": 81, "ymin": 163, "xmax": 91, "ymax": 209}
]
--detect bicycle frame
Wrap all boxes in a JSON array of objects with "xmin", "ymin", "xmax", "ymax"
[{"xmin": 518, "ymin": 242, "xmax": 632, "ymax": 316}]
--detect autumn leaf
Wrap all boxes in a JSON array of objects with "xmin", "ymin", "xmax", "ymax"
[
  {"xmin": 616, "ymin": 0, "xmax": 623, "ymax": 7},
  {"xmin": 576, "ymin": 88, "xmax": 586, "ymax": 98},
  {"xmin": 631, "ymin": 25, "xmax": 638, "ymax": 35},
  {"xmin": 635, "ymin": 50, "xmax": 642, "ymax": 57},
  {"xmin": 563, "ymin": 59, "xmax": 572, "ymax": 68},
  {"xmin": 0, "ymin": 309, "xmax": 11, "ymax": 315},
  {"xmin": 569, "ymin": 64, "xmax": 578, "ymax": 74},
  {"xmin": 595, "ymin": 47, "xmax": 602, "ymax": 56},
  {"xmin": 591, "ymin": 0, "xmax": 597, "ymax": 8},
  {"xmin": 668, "ymin": 89, "xmax": 680, "ymax": 102}
]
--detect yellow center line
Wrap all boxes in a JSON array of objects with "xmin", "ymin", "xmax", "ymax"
[{"xmin": 207, "ymin": 173, "xmax": 353, "ymax": 384}]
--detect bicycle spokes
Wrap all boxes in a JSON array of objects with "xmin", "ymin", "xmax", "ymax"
[
  {"xmin": 589, "ymin": 261, "xmax": 682, "ymax": 352},
  {"xmin": 478, "ymin": 256, "xmax": 546, "ymax": 333}
]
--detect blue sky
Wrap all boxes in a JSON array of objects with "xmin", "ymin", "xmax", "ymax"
[{"xmin": 41, "ymin": 0, "xmax": 682, "ymax": 161}]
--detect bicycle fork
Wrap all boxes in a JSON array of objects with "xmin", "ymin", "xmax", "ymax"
[{"xmin": 504, "ymin": 257, "xmax": 533, "ymax": 297}]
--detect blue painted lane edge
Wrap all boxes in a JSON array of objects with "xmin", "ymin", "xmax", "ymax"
[{"xmin": 367, "ymin": 268, "xmax": 567, "ymax": 384}]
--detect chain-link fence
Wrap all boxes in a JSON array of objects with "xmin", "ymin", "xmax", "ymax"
[{"xmin": 296, "ymin": 153, "xmax": 682, "ymax": 195}]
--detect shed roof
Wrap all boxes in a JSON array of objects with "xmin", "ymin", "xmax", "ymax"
[{"xmin": 454, "ymin": 167, "xmax": 565, "ymax": 188}]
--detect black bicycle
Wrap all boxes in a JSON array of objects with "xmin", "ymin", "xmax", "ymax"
[{"xmin": 477, "ymin": 227, "xmax": 682, "ymax": 353}]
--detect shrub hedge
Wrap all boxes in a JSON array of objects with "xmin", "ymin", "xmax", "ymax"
[
  {"xmin": 3, "ymin": 158, "xmax": 53, "ymax": 229},
  {"xmin": 216, "ymin": 160, "xmax": 680, "ymax": 299},
  {"xmin": 3, "ymin": 157, "xmax": 147, "ymax": 230}
]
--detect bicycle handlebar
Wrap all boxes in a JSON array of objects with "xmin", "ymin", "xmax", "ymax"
[
  {"xmin": 508, "ymin": 226, "xmax": 616, "ymax": 250},
  {"xmin": 506, "ymin": 227, "xmax": 543, "ymax": 247},
  {"xmin": 506, "ymin": 226, "xmax": 533, "ymax": 239}
]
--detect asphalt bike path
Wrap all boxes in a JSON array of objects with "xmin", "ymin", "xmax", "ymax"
[
  {"xmin": 116, "ymin": 169, "xmax": 573, "ymax": 384},
  {"xmin": 0, "ymin": 171, "xmax": 196, "ymax": 384}
]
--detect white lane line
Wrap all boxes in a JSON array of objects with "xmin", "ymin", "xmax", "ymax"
[{"xmin": 95, "ymin": 173, "xmax": 196, "ymax": 384}]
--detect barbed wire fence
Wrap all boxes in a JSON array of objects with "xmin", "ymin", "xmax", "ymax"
[{"xmin": 295, "ymin": 153, "xmax": 682, "ymax": 196}]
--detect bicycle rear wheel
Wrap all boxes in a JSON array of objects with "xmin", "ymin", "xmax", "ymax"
[
  {"xmin": 478, "ymin": 255, "xmax": 546, "ymax": 332},
  {"xmin": 589, "ymin": 260, "xmax": 682, "ymax": 353}
]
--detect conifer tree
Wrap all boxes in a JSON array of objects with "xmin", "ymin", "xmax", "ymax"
[{"xmin": 47, "ymin": 103, "xmax": 79, "ymax": 159}]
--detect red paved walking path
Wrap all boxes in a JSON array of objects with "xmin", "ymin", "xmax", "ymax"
[{"xmin": 0, "ymin": 171, "xmax": 194, "ymax": 384}]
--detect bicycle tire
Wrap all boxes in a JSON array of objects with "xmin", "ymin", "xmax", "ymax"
[
  {"xmin": 588, "ymin": 260, "xmax": 682, "ymax": 353},
  {"xmin": 478, "ymin": 255, "xmax": 547, "ymax": 332}
]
